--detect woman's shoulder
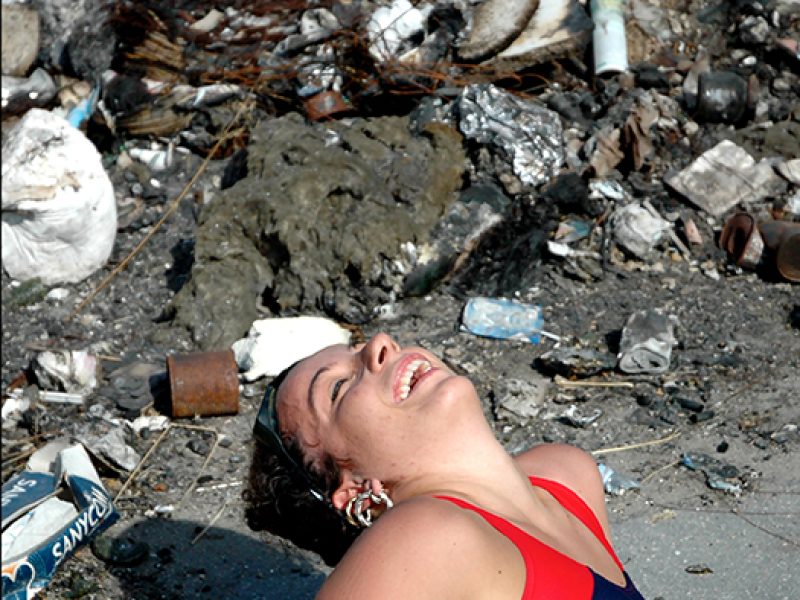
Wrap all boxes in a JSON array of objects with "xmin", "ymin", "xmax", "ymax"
[
  {"xmin": 513, "ymin": 443, "xmax": 610, "ymax": 535},
  {"xmin": 316, "ymin": 496, "xmax": 510, "ymax": 599}
]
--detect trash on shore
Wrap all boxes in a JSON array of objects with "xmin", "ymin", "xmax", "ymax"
[
  {"xmin": 598, "ymin": 463, "xmax": 641, "ymax": 496},
  {"xmin": 618, "ymin": 309, "xmax": 677, "ymax": 374},
  {"xmin": 232, "ymin": 317, "xmax": 352, "ymax": 381},
  {"xmin": 2, "ymin": 443, "xmax": 119, "ymax": 599},
  {"xmin": 2, "ymin": 109, "xmax": 116, "ymax": 285},
  {"xmin": 461, "ymin": 297, "xmax": 548, "ymax": 344}
]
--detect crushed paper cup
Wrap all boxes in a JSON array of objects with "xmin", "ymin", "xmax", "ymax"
[{"xmin": 2, "ymin": 443, "xmax": 118, "ymax": 600}]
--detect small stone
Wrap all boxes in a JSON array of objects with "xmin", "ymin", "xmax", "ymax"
[
  {"xmin": 187, "ymin": 438, "xmax": 211, "ymax": 456},
  {"xmin": 91, "ymin": 535, "xmax": 149, "ymax": 567},
  {"xmin": 685, "ymin": 564, "xmax": 713, "ymax": 575}
]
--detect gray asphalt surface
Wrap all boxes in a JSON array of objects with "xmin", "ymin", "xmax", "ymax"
[{"xmin": 612, "ymin": 451, "xmax": 800, "ymax": 600}]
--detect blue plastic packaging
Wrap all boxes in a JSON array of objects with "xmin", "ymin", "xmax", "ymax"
[{"xmin": 461, "ymin": 297, "xmax": 544, "ymax": 344}]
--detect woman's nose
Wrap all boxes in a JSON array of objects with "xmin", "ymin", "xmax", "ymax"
[{"xmin": 362, "ymin": 333, "xmax": 399, "ymax": 372}]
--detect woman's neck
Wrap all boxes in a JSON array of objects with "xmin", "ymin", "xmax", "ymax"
[{"xmin": 389, "ymin": 433, "xmax": 535, "ymax": 511}]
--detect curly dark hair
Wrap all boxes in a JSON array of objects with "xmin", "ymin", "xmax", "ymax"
[{"xmin": 242, "ymin": 366, "xmax": 360, "ymax": 566}]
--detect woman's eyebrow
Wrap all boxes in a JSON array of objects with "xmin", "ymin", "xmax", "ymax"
[{"xmin": 307, "ymin": 365, "xmax": 332, "ymax": 413}]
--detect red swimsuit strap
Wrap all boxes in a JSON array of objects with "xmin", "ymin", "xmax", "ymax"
[{"xmin": 527, "ymin": 476, "xmax": 624, "ymax": 572}]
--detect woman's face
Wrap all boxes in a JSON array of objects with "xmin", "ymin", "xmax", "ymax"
[{"xmin": 276, "ymin": 333, "xmax": 480, "ymax": 487}]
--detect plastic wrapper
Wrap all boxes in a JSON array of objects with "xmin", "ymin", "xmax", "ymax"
[
  {"xmin": 2, "ymin": 444, "xmax": 119, "ymax": 600},
  {"xmin": 457, "ymin": 84, "xmax": 564, "ymax": 187},
  {"xmin": 232, "ymin": 316, "xmax": 352, "ymax": 381},
  {"xmin": 461, "ymin": 297, "xmax": 544, "ymax": 344},
  {"xmin": 598, "ymin": 463, "xmax": 641, "ymax": 496}
]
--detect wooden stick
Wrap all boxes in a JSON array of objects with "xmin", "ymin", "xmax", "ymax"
[
  {"xmin": 591, "ymin": 431, "xmax": 682, "ymax": 456},
  {"xmin": 554, "ymin": 375, "xmax": 634, "ymax": 389},
  {"xmin": 191, "ymin": 498, "xmax": 229, "ymax": 545}
]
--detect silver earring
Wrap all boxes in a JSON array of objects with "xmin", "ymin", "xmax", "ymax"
[{"xmin": 345, "ymin": 489, "xmax": 393, "ymax": 528}]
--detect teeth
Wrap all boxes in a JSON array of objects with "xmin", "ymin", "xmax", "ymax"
[{"xmin": 397, "ymin": 360, "xmax": 431, "ymax": 401}]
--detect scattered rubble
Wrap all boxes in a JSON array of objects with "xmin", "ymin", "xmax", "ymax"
[{"xmin": 1, "ymin": 0, "xmax": 798, "ymax": 598}]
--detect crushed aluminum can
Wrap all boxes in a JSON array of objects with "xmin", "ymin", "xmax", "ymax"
[
  {"xmin": 461, "ymin": 297, "xmax": 544, "ymax": 344},
  {"xmin": 2, "ymin": 444, "xmax": 119, "ymax": 599}
]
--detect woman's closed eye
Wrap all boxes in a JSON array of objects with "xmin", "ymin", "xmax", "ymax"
[{"xmin": 331, "ymin": 378, "xmax": 347, "ymax": 403}]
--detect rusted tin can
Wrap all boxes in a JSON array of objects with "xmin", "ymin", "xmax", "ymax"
[
  {"xmin": 721, "ymin": 215, "xmax": 800, "ymax": 282},
  {"xmin": 760, "ymin": 220, "xmax": 800, "ymax": 283},
  {"xmin": 719, "ymin": 213, "xmax": 764, "ymax": 269},
  {"xmin": 166, "ymin": 350, "xmax": 240, "ymax": 417},
  {"xmin": 304, "ymin": 91, "xmax": 352, "ymax": 121},
  {"xmin": 776, "ymin": 234, "xmax": 800, "ymax": 282}
]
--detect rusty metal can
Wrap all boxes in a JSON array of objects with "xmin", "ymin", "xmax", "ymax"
[
  {"xmin": 720, "ymin": 213, "xmax": 764, "ymax": 269},
  {"xmin": 304, "ymin": 91, "xmax": 352, "ymax": 121},
  {"xmin": 776, "ymin": 234, "xmax": 800, "ymax": 282},
  {"xmin": 166, "ymin": 350, "xmax": 240, "ymax": 418}
]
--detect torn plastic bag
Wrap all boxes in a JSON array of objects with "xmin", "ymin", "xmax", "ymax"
[
  {"xmin": 2, "ymin": 443, "xmax": 119, "ymax": 600},
  {"xmin": 1, "ymin": 109, "xmax": 116, "ymax": 284}
]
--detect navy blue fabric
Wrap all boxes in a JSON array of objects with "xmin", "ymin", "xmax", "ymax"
[{"xmin": 590, "ymin": 571, "xmax": 646, "ymax": 599}]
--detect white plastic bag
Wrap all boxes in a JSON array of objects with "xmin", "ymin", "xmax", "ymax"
[{"xmin": 2, "ymin": 109, "xmax": 116, "ymax": 284}]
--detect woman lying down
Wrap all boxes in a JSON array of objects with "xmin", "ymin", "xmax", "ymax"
[{"xmin": 245, "ymin": 333, "xmax": 645, "ymax": 599}]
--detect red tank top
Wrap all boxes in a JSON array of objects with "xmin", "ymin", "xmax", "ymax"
[{"xmin": 435, "ymin": 477, "xmax": 644, "ymax": 599}]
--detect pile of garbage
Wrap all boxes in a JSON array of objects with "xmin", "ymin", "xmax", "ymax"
[{"xmin": 2, "ymin": 0, "xmax": 799, "ymax": 596}]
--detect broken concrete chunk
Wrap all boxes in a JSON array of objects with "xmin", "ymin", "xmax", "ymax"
[{"xmin": 665, "ymin": 140, "xmax": 787, "ymax": 216}]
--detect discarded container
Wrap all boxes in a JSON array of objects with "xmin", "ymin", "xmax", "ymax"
[
  {"xmin": 461, "ymin": 297, "xmax": 544, "ymax": 344},
  {"xmin": 719, "ymin": 213, "xmax": 764, "ymax": 269},
  {"xmin": 591, "ymin": 0, "xmax": 628, "ymax": 75},
  {"xmin": 618, "ymin": 309, "xmax": 676, "ymax": 374},
  {"xmin": 166, "ymin": 350, "xmax": 240, "ymax": 418},
  {"xmin": 720, "ymin": 214, "xmax": 800, "ymax": 281},
  {"xmin": 695, "ymin": 71, "xmax": 749, "ymax": 123},
  {"xmin": 2, "ymin": 444, "xmax": 119, "ymax": 599}
]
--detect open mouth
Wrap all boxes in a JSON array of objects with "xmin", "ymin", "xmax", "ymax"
[{"xmin": 395, "ymin": 357, "xmax": 433, "ymax": 402}]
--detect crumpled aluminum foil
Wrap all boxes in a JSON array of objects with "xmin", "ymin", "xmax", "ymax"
[{"xmin": 456, "ymin": 83, "xmax": 564, "ymax": 187}]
